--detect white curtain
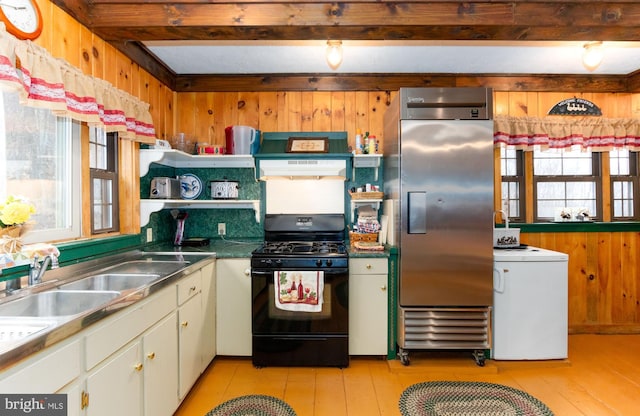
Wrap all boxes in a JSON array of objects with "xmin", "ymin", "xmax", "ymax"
[
  {"xmin": 494, "ymin": 114, "xmax": 640, "ymax": 152},
  {"xmin": 0, "ymin": 23, "xmax": 155, "ymax": 143}
]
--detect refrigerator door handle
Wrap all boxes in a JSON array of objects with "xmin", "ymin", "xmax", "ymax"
[
  {"xmin": 494, "ymin": 267, "xmax": 506, "ymax": 293},
  {"xmin": 407, "ymin": 191, "xmax": 427, "ymax": 234}
]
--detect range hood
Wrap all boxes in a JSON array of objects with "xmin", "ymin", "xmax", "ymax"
[
  {"xmin": 254, "ymin": 131, "xmax": 352, "ymax": 180},
  {"xmin": 258, "ymin": 159, "xmax": 347, "ymax": 178}
]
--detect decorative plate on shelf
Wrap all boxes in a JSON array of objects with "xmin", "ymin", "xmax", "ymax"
[{"xmin": 179, "ymin": 174, "xmax": 202, "ymax": 200}]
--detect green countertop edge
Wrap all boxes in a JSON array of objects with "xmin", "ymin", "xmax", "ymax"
[
  {"xmin": 1, "ymin": 234, "xmax": 144, "ymax": 282},
  {"xmin": 497, "ymin": 221, "xmax": 640, "ymax": 233}
]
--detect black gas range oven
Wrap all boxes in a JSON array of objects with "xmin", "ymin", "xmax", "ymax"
[{"xmin": 251, "ymin": 214, "xmax": 349, "ymax": 367}]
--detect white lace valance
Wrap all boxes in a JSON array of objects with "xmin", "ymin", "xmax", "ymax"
[
  {"xmin": 0, "ymin": 23, "xmax": 155, "ymax": 143},
  {"xmin": 494, "ymin": 114, "xmax": 640, "ymax": 151}
]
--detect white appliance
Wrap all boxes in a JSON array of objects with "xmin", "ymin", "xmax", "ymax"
[{"xmin": 492, "ymin": 246, "xmax": 569, "ymax": 360}]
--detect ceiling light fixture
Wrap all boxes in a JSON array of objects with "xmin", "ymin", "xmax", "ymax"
[
  {"xmin": 326, "ymin": 40, "xmax": 343, "ymax": 70},
  {"xmin": 582, "ymin": 41, "xmax": 604, "ymax": 71}
]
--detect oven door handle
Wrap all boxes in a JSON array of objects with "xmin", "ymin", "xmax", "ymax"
[{"xmin": 251, "ymin": 268, "xmax": 349, "ymax": 277}]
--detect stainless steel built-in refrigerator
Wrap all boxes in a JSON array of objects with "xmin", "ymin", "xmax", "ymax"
[{"xmin": 383, "ymin": 87, "xmax": 494, "ymax": 366}]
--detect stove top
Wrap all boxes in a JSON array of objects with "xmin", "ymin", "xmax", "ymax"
[{"xmin": 253, "ymin": 241, "xmax": 347, "ymax": 256}]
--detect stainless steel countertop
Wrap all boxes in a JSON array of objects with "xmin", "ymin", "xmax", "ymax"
[{"xmin": 0, "ymin": 250, "xmax": 215, "ymax": 372}]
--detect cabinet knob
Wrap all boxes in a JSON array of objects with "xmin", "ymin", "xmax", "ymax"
[
  {"xmin": 244, "ymin": 268, "xmax": 251, "ymax": 276},
  {"xmin": 380, "ymin": 285, "xmax": 387, "ymax": 291},
  {"xmin": 147, "ymin": 352, "xmax": 156, "ymax": 360},
  {"xmin": 189, "ymin": 285, "xmax": 196, "ymax": 292},
  {"xmin": 366, "ymin": 264, "xmax": 372, "ymax": 269},
  {"xmin": 134, "ymin": 363, "xmax": 143, "ymax": 372},
  {"xmin": 181, "ymin": 321, "xmax": 189, "ymax": 327}
]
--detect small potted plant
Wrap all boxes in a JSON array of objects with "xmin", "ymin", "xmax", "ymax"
[{"xmin": 0, "ymin": 195, "xmax": 36, "ymax": 255}]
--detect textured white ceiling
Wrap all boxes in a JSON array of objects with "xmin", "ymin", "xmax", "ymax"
[{"xmin": 143, "ymin": 40, "xmax": 640, "ymax": 75}]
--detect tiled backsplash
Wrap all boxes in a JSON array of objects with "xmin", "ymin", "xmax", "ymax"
[{"xmin": 142, "ymin": 161, "xmax": 384, "ymax": 242}]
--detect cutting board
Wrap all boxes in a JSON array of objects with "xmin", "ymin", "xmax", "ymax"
[
  {"xmin": 382, "ymin": 200, "xmax": 396, "ymax": 245},
  {"xmin": 379, "ymin": 215, "xmax": 388, "ymax": 245}
]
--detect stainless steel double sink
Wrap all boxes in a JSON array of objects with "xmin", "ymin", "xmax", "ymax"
[{"xmin": 0, "ymin": 259, "xmax": 190, "ymax": 350}]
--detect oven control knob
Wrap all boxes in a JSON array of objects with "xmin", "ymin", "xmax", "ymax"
[
  {"xmin": 275, "ymin": 259, "xmax": 283, "ymax": 267},
  {"xmin": 326, "ymin": 259, "xmax": 333, "ymax": 267},
  {"xmin": 315, "ymin": 259, "xmax": 322, "ymax": 267}
]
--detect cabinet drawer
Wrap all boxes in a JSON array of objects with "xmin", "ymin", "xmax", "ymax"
[
  {"xmin": 0, "ymin": 337, "xmax": 81, "ymax": 393},
  {"xmin": 85, "ymin": 286, "xmax": 175, "ymax": 370},
  {"xmin": 349, "ymin": 258, "xmax": 388, "ymax": 275},
  {"xmin": 177, "ymin": 270, "xmax": 202, "ymax": 305}
]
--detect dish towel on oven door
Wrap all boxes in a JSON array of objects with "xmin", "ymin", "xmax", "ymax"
[{"xmin": 275, "ymin": 271, "xmax": 324, "ymax": 312}]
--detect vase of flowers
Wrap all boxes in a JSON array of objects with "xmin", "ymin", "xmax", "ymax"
[{"xmin": 0, "ymin": 195, "xmax": 36, "ymax": 254}]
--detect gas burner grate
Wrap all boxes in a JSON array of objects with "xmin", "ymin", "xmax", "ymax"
[{"xmin": 258, "ymin": 241, "xmax": 346, "ymax": 255}]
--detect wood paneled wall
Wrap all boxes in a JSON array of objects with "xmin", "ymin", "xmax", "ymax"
[{"xmin": 36, "ymin": 0, "xmax": 640, "ymax": 333}]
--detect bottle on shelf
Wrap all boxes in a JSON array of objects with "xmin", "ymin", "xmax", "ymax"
[
  {"xmin": 354, "ymin": 129, "xmax": 362, "ymax": 155},
  {"xmin": 368, "ymin": 135, "xmax": 377, "ymax": 154},
  {"xmin": 363, "ymin": 131, "xmax": 370, "ymax": 154}
]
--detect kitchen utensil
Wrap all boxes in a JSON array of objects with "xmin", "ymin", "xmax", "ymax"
[
  {"xmin": 210, "ymin": 178, "xmax": 239, "ymax": 199},
  {"xmin": 179, "ymin": 174, "xmax": 202, "ymax": 199},
  {"xmin": 174, "ymin": 212, "xmax": 188, "ymax": 246},
  {"xmin": 150, "ymin": 177, "xmax": 181, "ymax": 199}
]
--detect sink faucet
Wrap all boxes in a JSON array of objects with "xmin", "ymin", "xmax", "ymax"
[{"xmin": 29, "ymin": 254, "xmax": 59, "ymax": 286}]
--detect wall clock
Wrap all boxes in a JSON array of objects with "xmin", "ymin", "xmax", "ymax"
[{"xmin": 0, "ymin": 0, "xmax": 43, "ymax": 40}]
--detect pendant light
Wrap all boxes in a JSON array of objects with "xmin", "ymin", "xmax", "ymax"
[
  {"xmin": 582, "ymin": 41, "xmax": 604, "ymax": 71},
  {"xmin": 326, "ymin": 40, "xmax": 343, "ymax": 70}
]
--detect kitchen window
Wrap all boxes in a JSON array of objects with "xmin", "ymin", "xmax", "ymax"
[
  {"xmin": 499, "ymin": 147, "xmax": 525, "ymax": 221},
  {"xmin": 501, "ymin": 146, "xmax": 640, "ymax": 222},
  {"xmin": 610, "ymin": 149, "xmax": 639, "ymax": 220},
  {"xmin": 0, "ymin": 90, "xmax": 82, "ymax": 243},
  {"xmin": 533, "ymin": 148, "xmax": 601, "ymax": 221},
  {"xmin": 89, "ymin": 128, "xmax": 119, "ymax": 234}
]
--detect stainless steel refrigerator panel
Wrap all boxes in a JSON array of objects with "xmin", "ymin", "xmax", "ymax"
[
  {"xmin": 399, "ymin": 87, "xmax": 493, "ymax": 120},
  {"xmin": 398, "ymin": 119, "xmax": 494, "ymax": 307}
]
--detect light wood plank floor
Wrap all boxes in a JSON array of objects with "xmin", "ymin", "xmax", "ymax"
[{"xmin": 175, "ymin": 334, "xmax": 640, "ymax": 416}]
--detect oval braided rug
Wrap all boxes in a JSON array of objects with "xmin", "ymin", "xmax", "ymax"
[
  {"xmin": 205, "ymin": 394, "xmax": 297, "ymax": 416},
  {"xmin": 399, "ymin": 381, "xmax": 554, "ymax": 416}
]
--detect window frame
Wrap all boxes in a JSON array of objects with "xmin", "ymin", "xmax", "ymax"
[
  {"xmin": 89, "ymin": 130, "xmax": 120, "ymax": 234},
  {"xmin": 532, "ymin": 149, "xmax": 602, "ymax": 222},
  {"xmin": 610, "ymin": 150, "xmax": 640, "ymax": 221},
  {"xmin": 499, "ymin": 147, "xmax": 526, "ymax": 222},
  {"xmin": 0, "ymin": 90, "xmax": 82, "ymax": 244}
]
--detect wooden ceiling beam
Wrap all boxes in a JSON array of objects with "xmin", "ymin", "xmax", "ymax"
[
  {"xmin": 51, "ymin": 1, "xmax": 640, "ymax": 92},
  {"xmin": 56, "ymin": 1, "xmax": 640, "ymax": 41},
  {"xmin": 174, "ymin": 73, "xmax": 628, "ymax": 93}
]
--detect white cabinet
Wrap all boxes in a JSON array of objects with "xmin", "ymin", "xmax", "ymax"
[
  {"xmin": 142, "ymin": 313, "xmax": 179, "ymax": 416},
  {"xmin": 177, "ymin": 270, "xmax": 203, "ymax": 399},
  {"xmin": 200, "ymin": 262, "xmax": 216, "ymax": 366},
  {"xmin": 349, "ymin": 258, "xmax": 388, "ymax": 356},
  {"xmin": 216, "ymin": 258, "xmax": 252, "ymax": 356},
  {"xmin": 85, "ymin": 342, "xmax": 143, "ymax": 416},
  {"xmin": 0, "ymin": 260, "xmax": 216, "ymax": 416},
  {"xmin": 82, "ymin": 285, "xmax": 177, "ymax": 416}
]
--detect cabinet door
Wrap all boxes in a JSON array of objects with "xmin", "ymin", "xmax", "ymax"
[
  {"xmin": 349, "ymin": 273, "xmax": 388, "ymax": 355},
  {"xmin": 201, "ymin": 262, "xmax": 216, "ymax": 366},
  {"xmin": 178, "ymin": 293, "xmax": 203, "ymax": 399},
  {"xmin": 216, "ymin": 258, "xmax": 252, "ymax": 356},
  {"xmin": 143, "ymin": 312, "xmax": 179, "ymax": 416},
  {"xmin": 86, "ymin": 342, "xmax": 143, "ymax": 416},
  {"xmin": 57, "ymin": 381, "xmax": 82, "ymax": 416}
]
